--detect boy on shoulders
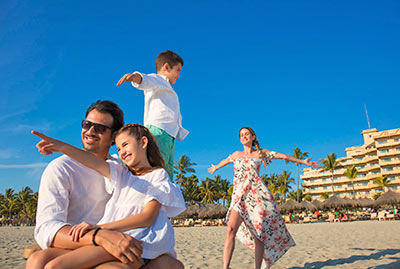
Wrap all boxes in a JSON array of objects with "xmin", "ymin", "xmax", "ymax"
[{"xmin": 117, "ymin": 50, "xmax": 189, "ymax": 180}]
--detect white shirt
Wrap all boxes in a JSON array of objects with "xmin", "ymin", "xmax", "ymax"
[
  {"xmin": 100, "ymin": 163, "xmax": 186, "ymax": 259},
  {"xmin": 131, "ymin": 72, "xmax": 189, "ymax": 141},
  {"xmin": 34, "ymin": 154, "xmax": 119, "ymax": 249}
]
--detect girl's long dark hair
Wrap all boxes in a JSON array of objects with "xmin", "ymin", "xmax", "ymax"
[{"xmin": 116, "ymin": 124, "xmax": 165, "ymax": 175}]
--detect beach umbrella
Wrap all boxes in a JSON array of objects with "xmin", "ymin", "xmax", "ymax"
[
  {"xmin": 375, "ymin": 190, "xmax": 400, "ymax": 206},
  {"xmin": 356, "ymin": 198, "xmax": 375, "ymax": 208},
  {"xmin": 198, "ymin": 203, "xmax": 228, "ymax": 219},
  {"xmin": 343, "ymin": 197, "xmax": 361, "ymax": 208},
  {"xmin": 321, "ymin": 195, "xmax": 352, "ymax": 209},
  {"xmin": 174, "ymin": 203, "xmax": 200, "ymax": 219},
  {"xmin": 299, "ymin": 200, "xmax": 317, "ymax": 212},
  {"xmin": 311, "ymin": 199, "xmax": 324, "ymax": 210},
  {"xmin": 278, "ymin": 199, "xmax": 301, "ymax": 213}
]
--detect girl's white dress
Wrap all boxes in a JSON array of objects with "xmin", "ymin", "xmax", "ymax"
[{"xmin": 99, "ymin": 162, "xmax": 186, "ymax": 259}]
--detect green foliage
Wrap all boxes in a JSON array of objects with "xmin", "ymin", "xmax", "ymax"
[
  {"xmin": 373, "ymin": 175, "xmax": 391, "ymax": 192},
  {"xmin": 320, "ymin": 153, "xmax": 343, "ymax": 195},
  {"xmin": 0, "ymin": 186, "xmax": 38, "ymax": 225},
  {"xmin": 304, "ymin": 194, "xmax": 312, "ymax": 201},
  {"xmin": 373, "ymin": 192, "xmax": 382, "ymax": 200},
  {"xmin": 320, "ymin": 192, "xmax": 329, "ymax": 200}
]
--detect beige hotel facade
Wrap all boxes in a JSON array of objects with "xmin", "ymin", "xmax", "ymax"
[{"xmin": 301, "ymin": 128, "xmax": 400, "ymax": 200}]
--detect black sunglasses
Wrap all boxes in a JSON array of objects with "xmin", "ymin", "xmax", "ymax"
[{"xmin": 81, "ymin": 120, "xmax": 114, "ymax": 134}]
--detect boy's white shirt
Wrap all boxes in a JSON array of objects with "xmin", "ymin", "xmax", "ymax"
[{"xmin": 131, "ymin": 72, "xmax": 189, "ymax": 141}]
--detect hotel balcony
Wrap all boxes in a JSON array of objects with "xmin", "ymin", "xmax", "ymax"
[
  {"xmin": 363, "ymin": 164, "xmax": 380, "ymax": 172},
  {"xmin": 375, "ymin": 139, "xmax": 400, "ymax": 149},
  {"xmin": 377, "ymin": 149, "xmax": 400, "ymax": 158}
]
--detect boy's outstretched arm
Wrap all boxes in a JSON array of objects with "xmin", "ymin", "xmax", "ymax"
[
  {"xmin": 31, "ymin": 130, "xmax": 111, "ymax": 178},
  {"xmin": 117, "ymin": 73, "xmax": 142, "ymax": 86}
]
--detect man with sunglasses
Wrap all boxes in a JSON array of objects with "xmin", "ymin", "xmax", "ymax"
[
  {"xmin": 29, "ymin": 100, "xmax": 184, "ymax": 268},
  {"xmin": 28, "ymin": 100, "xmax": 145, "ymax": 267}
]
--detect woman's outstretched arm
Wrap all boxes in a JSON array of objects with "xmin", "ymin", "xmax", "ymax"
[
  {"xmin": 208, "ymin": 151, "xmax": 239, "ymax": 174},
  {"xmin": 264, "ymin": 149, "xmax": 318, "ymax": 167},
  {"xmin": 32, "ymin": 130, "xmax": 111, "ymax": 178}
]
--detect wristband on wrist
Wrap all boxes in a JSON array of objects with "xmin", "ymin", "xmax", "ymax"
[{"xmin": 92, "ymin": 227, "xmax": 102, "ymax": 246}]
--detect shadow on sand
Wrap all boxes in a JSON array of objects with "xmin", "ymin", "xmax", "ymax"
[{"xmin": 288, "ymin": 248, "xmax": 400, "ymax": 269}]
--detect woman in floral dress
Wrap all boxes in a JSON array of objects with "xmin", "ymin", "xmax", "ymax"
[{"xmin": 208, "ymin": 127, "xmax": 318, "ymax": 269}]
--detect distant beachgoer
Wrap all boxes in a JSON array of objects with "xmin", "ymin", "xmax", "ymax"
[
  {"xmin": 117, "ymin": 50, "xmax": 189, "ymax": 180},
  {"xmin": 208, "ymin": 127, "xmax": 318, "ymax": 269},
  {"xmin": 32, "ymin": 124, "xmax": 185, "ymax": 268}
]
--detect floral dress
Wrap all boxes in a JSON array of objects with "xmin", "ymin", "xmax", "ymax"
[{"xmin": 226, "ymin": 152, "xmax": 295, "ymax": 268}]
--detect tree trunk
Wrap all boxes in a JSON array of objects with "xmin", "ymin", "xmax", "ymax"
[{"xmin": 296, "ymin": 164, "xmax": 300, "ymax": 202}]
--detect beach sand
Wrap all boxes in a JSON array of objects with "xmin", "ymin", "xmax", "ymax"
[{"xmin": 1, "ymin": 221, "xmax": 400, "ymax": 268}]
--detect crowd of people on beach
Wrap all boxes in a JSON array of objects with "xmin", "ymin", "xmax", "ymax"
[{"xmin": 25, "ymin": 50, "xmax": 320, "ymax": 269}]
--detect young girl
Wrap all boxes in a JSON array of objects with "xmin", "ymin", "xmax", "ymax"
[
  {"xmin": 208, "ymin": 127, "xmax": 318, "ymax": 269},
  {"xmin": 32, "ymin": 124, "xmax": 186, "ymax": 268}
]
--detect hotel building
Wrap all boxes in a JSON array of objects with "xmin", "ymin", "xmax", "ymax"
[{"xmin": 301, "ymin": 128, "xmax": 400, "ymax": 200}]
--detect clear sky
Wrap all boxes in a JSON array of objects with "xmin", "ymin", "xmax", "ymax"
[{"xmin": 1, "ymin": 0, "xmax": 399, "ymax": 194}]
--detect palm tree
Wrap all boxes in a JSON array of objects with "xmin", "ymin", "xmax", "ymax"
[
  {"xmin": 217, "ymin": 178, "xmax": 231, "ymax": 206},
  {"xmin": 344, "ymin": 165, "xmax": 358, "ymax": 198},
  {"xmin": 1, "ymin": 188, "xmax": 19, "ymax": 224},
  {"xmin": 226, "ymin": 185, "xmax": 233, "ymax": 206},
  {"xmin": 261, "ymin": 173, "xmax": 279, "ymax": 197},
  {"xmin": 320, "ymin": 153, "xmax": 343, "ymax": 196},
  {"xmin": 286, "ymin": 147, "xmax": 308, "ymax": 202},
  {"xmin": 288, "ymin": 189, "xmax": 304, "ymax": 202},
  {"xmin": 320, "ymin": 192, "xmax": 329, "ymax": 200},
  {"xmin": 373, "ymin": 175, "xmax": 391, "ymax": 193},
  {"xmin": 179, "ymin": 174, "xmax": 200, "ymax": 203},
  {"xmin": 277, "ymin": 170, "xmax": 295, "ymax": 202},
  {"xmin": 197, "ymin": 177, "xmax": 218, "ymax": 203},
  {"xmin": 174, "ymin": 154, "xmax": 196, "ymax": 185}
]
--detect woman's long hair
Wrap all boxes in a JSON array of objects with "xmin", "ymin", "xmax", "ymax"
[
  {"xmin": 116, "ymin": 124, "xmax": 165, "ymax": 175},
  {"xmin": 240, "ymin": 126, "xmax": 268, "ymax": 168}
]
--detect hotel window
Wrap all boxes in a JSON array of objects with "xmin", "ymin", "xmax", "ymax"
[
  {"xmin": 312, "ymin": 187, "xmax": 318, "ymax": 190},
  {"xmin": 391, "ymin": 186, "xmax": 398, "ymax": 190},
  {"xmin": 348, "ymin": 184, "xmax": 353, "ymax": 188},
  {"xmin": 335, "ymin": 185, "xmax": 342, "ymax": 189},
  {"xmin": 357, "ymin": 174, "xmax": 364, "ymax": 178},
  {"xmin": 338, "ymin": 193, "xmax": 344, "ymax": 197},
  {"xmin": 334, "ymin": 176, "xmax": 341, "ymax": 180},
  {"xmin": 397, "ymin": 147, "xmax": 400, "ymax": 151},
  {"xmin": 378, "ymin": 140, "xmax": 387, "ymax": 144},
  {"xmin": 383, "ymin": 167, "xmax": 394, "ymax": 172},
  {"xmin": 312, "ymin": 195, "xmax": 319, "ymax": 199},
  {"xmin": 382, "ymin": 158, "xmax": 392, "ymax": 162},
  {"xmin": 361, "ymin": 182, "xmax": 368, "ymax": 186},
  {"xmin": 322, "ymin": 178, "xmax": 327, "ymax": 182},
  {"xmin": 379, "ymin": 149, "xmax": 389, "ymax": 153},
  {"xmin": 363, "ymin": 191, "xmax": 370, "ymax": 194},
  {"xmin": 324, "ymin": 186, "xmax": 328, "ymax": 190},
  {"xmin": 394, "ymin": 138, "xmax": 400, "ymax": 142},
  {"xmin": 372, "ymin": 171, "xmax": 380, "ymax": 175}
]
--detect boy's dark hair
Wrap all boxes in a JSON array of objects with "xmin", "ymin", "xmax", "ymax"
[
  {"xmin": 85, "ymin": 100, "xmax": 125, "ymax": 133},
  {"xmin": 155, "ymin": 50, "xmax": 184, "ymax": 72}
]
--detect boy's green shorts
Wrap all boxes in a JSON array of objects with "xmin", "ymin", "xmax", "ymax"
[{"xmin": 145, "ymin": 124, "xmax": 175, "ymax": 181}]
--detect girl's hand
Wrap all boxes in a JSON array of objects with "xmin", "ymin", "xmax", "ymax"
[
  {"xmin": 208, "ymin": 164, "xmax": 216, "ymax": 174},
  {"xmin": 304, "ymin": 158, "xmax": 318, "ymax": 168},
  {"xmin": 31, "ymin": 130, "xmax": 66, "ymax": 155},
  {"xmin": 69, "ymin": 221, "xmax": 99, "ymax": 242}
]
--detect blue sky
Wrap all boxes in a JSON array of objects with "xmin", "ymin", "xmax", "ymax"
[{"xmin": 1, "ymin": 0, "xmax": 399, "ymax": 194}]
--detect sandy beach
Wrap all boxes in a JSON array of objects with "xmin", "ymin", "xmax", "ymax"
[{"xmin": 1, "ymin": 221, "xmax": 400, "ymax": 268}]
